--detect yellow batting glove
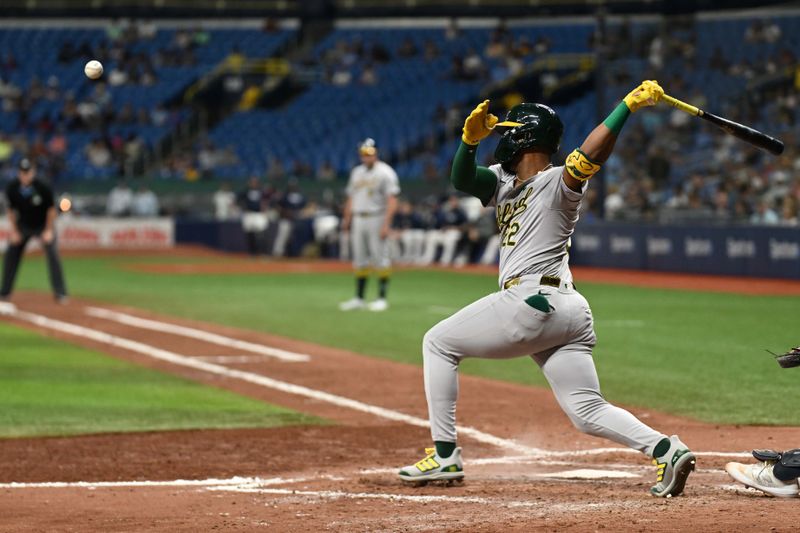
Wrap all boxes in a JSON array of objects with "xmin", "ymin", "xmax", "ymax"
[
  {"xmin": 623, "ymin": 80, "xmax": 664, "ymax": 113},
  {"xmin": 462, "ymin": 100, "xmax": 499, "ymax": 145}
]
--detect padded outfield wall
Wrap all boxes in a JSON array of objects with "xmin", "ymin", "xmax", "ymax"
[
  {"xmin": 174, "ymin": 218, "xmax": 800, "ymax": 280},
  {"xmin": 570, "ymin": 223, "xmax": 800, "ymax": 279}
]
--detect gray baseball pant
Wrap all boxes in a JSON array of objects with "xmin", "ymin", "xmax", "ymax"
[
  {"xmin": 351, "ymin": 213, "xmax": 390, "ymax": 270},
  {"xmin": 423, "ymin": 275, "xmax": 665, "ymax": 456}
]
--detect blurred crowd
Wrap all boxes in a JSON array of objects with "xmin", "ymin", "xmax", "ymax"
[
  {"xmin": 594, "ymin": 16, "xmax": 800, "ymax": 225},
  {"xmin": 3, "ymin": 15, "xmax": 799, "ymax": 228},
  {"xmin": 0, "ymin": 18, "xmax": 191, "ymax": 182}
]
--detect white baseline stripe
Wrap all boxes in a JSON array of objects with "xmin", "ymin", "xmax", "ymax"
[
  {"xmin": 14, "ymin": 311, "xmax": 537, "ymax": 455},
  {"xmin": 84, "ymin": 306, "xmax": 309, "ymax": 363},
  {"xmin": 207, "ymin": 486, "xmax": 637, "ymax": 513},
  {"xmin": 0, "ymin": 476, "xmax": 312, "ymax": 489}
]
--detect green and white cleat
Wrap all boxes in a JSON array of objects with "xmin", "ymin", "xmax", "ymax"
[
  {"xmin": 399, "ymin": 447, "xmax": 464, "ymax": 485},
  {"xmin": 650, "ymin": 435, "xmax": 696, "ymax": 497}
]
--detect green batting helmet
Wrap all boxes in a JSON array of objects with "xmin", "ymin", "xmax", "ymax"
[{"xmin": 494, "ymin": 103, "xmax": 563, "ymax": 170}]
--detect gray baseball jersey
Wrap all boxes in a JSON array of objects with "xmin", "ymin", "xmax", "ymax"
[
  {"xmin": 420, "ymin": 163, "xmax": 666, "ymax": 458},
  {"xmin": 346, "ymin": 160, "xmax": 400, "ymax": 270},
  {"xmin": 347, "ymin": 161, "xmax": 400, "ymax": 214},
  {"xmin": 488, "ymin": 164, "xmax": 584, "ymax": 288}
]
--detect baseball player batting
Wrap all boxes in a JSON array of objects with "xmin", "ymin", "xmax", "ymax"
[
  {"xmin": 339, "ymin": 138, "xmax": 400, "ymax": 312},
  {"xmin": 398, "ymin": 80, "xmax": 696, "ymax": 498}
]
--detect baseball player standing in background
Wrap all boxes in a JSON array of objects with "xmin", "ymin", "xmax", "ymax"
[
  {"xmin": 1, "ymin": 158, "xmax": 68, "ymax": 306},
  {"xmin": 399, "ymin": 81, "xmax": 696, "ymax": 498},
  {"xmin": 339, "ymin": 139, "xmax": 400, "ymax": 312}
]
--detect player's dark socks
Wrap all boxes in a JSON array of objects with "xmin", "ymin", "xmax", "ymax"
[
  {"xmin": 435, "ymin": 441, "xmax": 456, "ymax": 459},
  {"xmin": 356, "ymin": 276, "xmax": 367, "ymax": 299},
  {"xmin": 652, "ymin": 437, "xmax": 671, "ymax": 458},
  {"xmin": 378, "ymin": 277, "xmax": 389, "ymax": 299}
]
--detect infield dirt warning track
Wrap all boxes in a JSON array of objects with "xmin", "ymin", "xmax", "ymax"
[{"xmin": 1, "ymin": 286, "xmax": 799, "ymax": 532}]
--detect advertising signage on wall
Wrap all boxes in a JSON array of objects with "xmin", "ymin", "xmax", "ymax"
[{"xmin": 570, "ymin": 223, "xmax": 800, "ymax": 279}]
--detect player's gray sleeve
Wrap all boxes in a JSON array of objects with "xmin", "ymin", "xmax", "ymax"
[
  {"xmin": 552, "ymin": 171, "xmax": 589, "ymax": 209},
  {"xmin": 383, "ymin": 165, "xmax": 400, "ymax": 196}
]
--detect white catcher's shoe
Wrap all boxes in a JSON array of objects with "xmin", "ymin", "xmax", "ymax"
[
  {"xmin": 398, "ymin": 447, "xmax": 463, "ymax": 484},
  {"xmin": 725, "ymin": 461, "xmax": 800, "ymax": 497},
  {"xmin": 339, "ymin": 298, "xmax": 365, "ymax": 311},
  {"xmin": 367, "ymin": 299, "xmax": 388, "ymax": 312}
]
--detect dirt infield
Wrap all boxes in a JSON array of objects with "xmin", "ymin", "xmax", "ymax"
[{"xmin": 2, "ymin": 287, "xmax": 799, "ymax": 532}]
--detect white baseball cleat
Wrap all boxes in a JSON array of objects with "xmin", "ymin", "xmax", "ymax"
[
  {"xmin": 399, "ymin": 447, "xmax": 464, "ymax": 485},
  {"xmin": 725, "ymin": 461, "xmax": 800, "ymax": 497},
  {"xmin": 0, "ymin": 300, "xmax": 17, "ymax": 316},
  {"xmin": 339, "ymin": 297, "xmax": 366, "ymax": 311},
  {"xmin": 367, "ymin": 299, "xmax": 388, "ymax": 312}
]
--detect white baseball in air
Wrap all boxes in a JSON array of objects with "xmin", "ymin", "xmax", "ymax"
[{"xmin": 84, "ymin": 60, "xmax": 104, "ymax": 80}]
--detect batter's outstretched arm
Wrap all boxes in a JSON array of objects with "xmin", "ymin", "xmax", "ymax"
[
  {"xmin": 450, "ymin": 142, "xmax": 498, "ymax": 206},
  {"xmin": 449, "ymin": 101, "xmax": 500, "ymax": 205},
  {"xmin": 563, "ymin": 80, "xmax": 664, "ymax": 192}
]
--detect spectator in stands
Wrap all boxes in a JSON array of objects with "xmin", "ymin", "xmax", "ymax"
[
  {"xmin": 423, "ymin": 39, "xmax": 440, "ymax": 62},
  {"xmin": 131, "ymin": 185, "xmax": 159, "ymax": 217},
  {"xmin": 746, "ymin": 19, "xmax": 782, "ymax": 44},
  {"xmin": 266, "ymin": 157, "xmax": 286, "ymax": 181},
  {"xmin": 213, "ymin": 182, "xmax": 238, "ymax": 221},
  {"xmin": 397, "ymin": 38, "xmax": 419, "ymax": 58},
  {"xmin": 392, "ymin": 199, "xmax": 426, "ymax": 264},
  {"xmin": 291, "ymin": 159, "xmax": 312, "ymax": 178},
  {"xmin": 420, "ymin": 195, "xmax": 468, "ymax": 266},
  {"xmin": 316, "ymin": 161, "xmax": 336, "ymax": 182},
  {"xmin": 107, "ymin": 180, "xmax": 133, "ymax": 217},
  {"xmin": 273, "ymin": 178, "xmax": 307, "ymax": 257},
  {"xmin": 239, "ymin": 176, "xmax": 269, "ymax": 256},
  {"xmin": 454, "ymin": 208, "xmax": 499, "ymax": 267},
  {"xmin": 462, "ymin": 48, "xmax": 486, "ymax": 80},
  {"xmin": 85, "ymin": 138, "xmax": 112, "ymax": 168},
  {"xmin": 781, "ymin": 197, "xmax": 799, "ymax": 226},
  {"xmin": 360, "ymin": 64, "xmax": 378, "ymax": 85},
  {"xmin": 108, "ymin": 63, "xmax": 129, "ymax": 86},
  {"xmin": 445, "ymin": 18, "xmax": 460, "ymax": 41},
  {"xmin": 751, "ymin": 198, "xmax": 780, "ymax": 225}
]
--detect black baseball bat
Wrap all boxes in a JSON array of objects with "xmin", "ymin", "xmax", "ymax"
[{"xmin": 661, "ymin": 93, "xmax": 784, "ymax": 155}]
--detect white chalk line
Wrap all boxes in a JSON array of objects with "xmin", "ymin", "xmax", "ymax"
[
  {"xmin": 5, "ymin": 309, "xmax": 754, "ymax": 474},
  {"xmin": 84, "ymin": 306, "xmax": 310, "ymax": 363},
  {"xmin": 195, "ymin": 355, "xmax": 273, "ymax": 364},
  {"xmin": 13, "ymin": 310, "xmax": 538, "ymax": 455},
  {"xmin": 206, "ymin": 486, "xmax": 632, "ymax": 512},
  {"xmin": 0, "ymin": 476, "xmax": 319, "ymax": 490}
]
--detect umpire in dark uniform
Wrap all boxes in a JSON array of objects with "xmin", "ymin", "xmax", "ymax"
[{"xmin": 1, "ymin": 158, "xmax": 68, "ymax": 302}]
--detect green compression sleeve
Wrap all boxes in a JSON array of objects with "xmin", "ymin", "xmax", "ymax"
[
  {"xmin": 450, "ymin": 141, "xmax": 498, "ymax": 206},
  {"xmin": 602, "ymin": 101, "xmax": 631, "ymax": 136}
]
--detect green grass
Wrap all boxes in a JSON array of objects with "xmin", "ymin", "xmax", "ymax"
[
  {"xmin": 8, "ymin": 254, "xmax": 800, "ymax": 425},
  {"xmin": 0, "ymin": 322, "xmax": 321, "ymax": 438}
]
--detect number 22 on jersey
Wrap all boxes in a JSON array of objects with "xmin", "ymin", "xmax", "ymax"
[{"xmin": 496, "ymin": 187, "xmax": 533, "ymax": 248}]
